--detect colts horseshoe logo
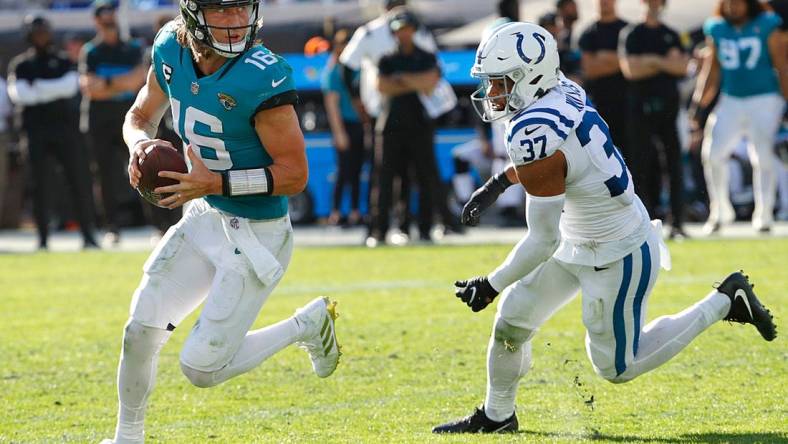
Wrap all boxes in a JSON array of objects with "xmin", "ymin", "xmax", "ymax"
[{"xmin": 513, "ymin": 32, "xmax": 547, "ymax": 64}]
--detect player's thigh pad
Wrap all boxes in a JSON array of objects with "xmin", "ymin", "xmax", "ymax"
[
  {"xmin": 179, "ymin": 218, "xmax": 294, "ymax": 373},
  {"xmin": 130, "ymin": 214, "xmax": 215, "ymax": 329},
  {"xmin": 497, "ymin": 257, "xmax": 580, "ymax": 331},
  {"xmin": 579, "ymin": 236, "xmax": 659, "ymax": 382}
]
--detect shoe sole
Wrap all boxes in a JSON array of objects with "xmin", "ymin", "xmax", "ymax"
[{"xmin": 742, "ymin": 277, "xmax": 778, "ymax": 342}]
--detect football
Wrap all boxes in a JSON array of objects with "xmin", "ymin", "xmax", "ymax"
[{"xmin": 136, "ymin": 144, "xmax": 188, "ymax": 208}]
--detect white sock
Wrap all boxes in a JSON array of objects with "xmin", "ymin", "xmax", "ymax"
[
  {"xmin": 204, "ymin": 317, "xmax": 302, "ymax": 385},
  {"xmin": 114, "ymin": 320, "xmax": 171, "ymax": 444},
  {"xmin": 484, "ymin": 337, "xmax": 531, "ymax": 422},
  {"xmin": 622, "ymin": 291, "xmax": 730, "ymax": 379}
]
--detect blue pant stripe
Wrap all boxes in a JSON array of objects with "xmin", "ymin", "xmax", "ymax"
[
  {"xmin": 614, "ymin": 253, "xmax": 633, "ymax": 376},
  {"xmin": 632, "ymin": 242, "xmax": 651, "ymax": 357}
]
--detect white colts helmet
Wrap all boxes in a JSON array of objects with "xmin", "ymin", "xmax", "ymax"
[{"xmin": 471, "ymin": 22, "xmax": 560, "ymax": 122}]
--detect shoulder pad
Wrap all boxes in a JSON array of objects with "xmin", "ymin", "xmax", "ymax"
[
  {"xmin": 506, "ymin": 82, "xmax": 584, "ymax": 166},
  {"xmin": 703, "ymin": 17, "xmax": 724, "ymax": 37},
  {"xmin": 759, "ymin": 12, "xmax": 783, "ymax": 32},
  {"xmin": 235, "ymin": 47, "xmax": 297, "ymax": 112}
]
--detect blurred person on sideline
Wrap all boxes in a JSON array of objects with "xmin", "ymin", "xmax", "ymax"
[
  {"xmin": 79, "ymin": 1, "xmax": 146, "ymax": 245},
  {"xmin": 556, "ymin": 0, "xmax": 579, "ymax": 50},
  {"xmin": 579, "ymin": 0, "xmax": 630, "ymax": 161},
  {"xmin": 692, "ymin": 0, "xmax": 787, "ymax": 234},
  {"xmin": 0, "ymin": 76, "xmax": 10, "ymax": 221},
  {"xmin": 339, "ymin": 0, "xmax": 436, "ymax": 239},
  {"xmin": 540, "ymin": 12, "xmax": 582, "ymax": 83},
  {"xmin": 620, "ymin": 0, "xmax": 689, "ymax": 239},
  {"xmin": 7, "ymin": 15, "xmax": 98, "ymax": 249},
  {"xmin": 322, "ymin": 29, "xmax": 364, "ymax": 227},
  {"xmin": 369, "ymin": 10, "xmax": 441, "ymax": 246}
]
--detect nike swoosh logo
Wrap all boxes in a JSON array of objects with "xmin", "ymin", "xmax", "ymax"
[
  {"xmin": 490, "ymin": 421, "xmax": 514, "ymax": 433},
  {"xmin": 497, "ymin": 56, "xmax": 511, "ymax": 61},
  {"xmin": 467, "ymin": 286, "xmax": 477, "ymax": 305},
  {"xmin": 734, "ymin": 288, "xmax": 753, "ymax": 319},
  {"xmin": 593, "ymin": 266, "xmax": 609, "ymax": 272},
  {"xmin": 524, "ymin": 127, "xmax": 538, "ymax": 135},
  {"xmin": 271, "ymin": 77, "xmax": 287, "ymax": 88}
]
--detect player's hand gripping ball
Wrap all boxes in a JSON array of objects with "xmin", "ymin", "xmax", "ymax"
[{"xmin": 136, "ymin": 144, "xmax": 188, "ymax": 208}]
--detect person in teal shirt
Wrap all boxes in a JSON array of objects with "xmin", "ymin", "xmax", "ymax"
[
  {"xmin": 101, "ymin": 2, "xmax": 341, "ymax": 443},
  {"xmin": 321, "ymin": 29, "xmax": 365, "ymax": 226},
  {"xmin": 694, "ymin": 0, "xmax": 788, "ymax": 234}
]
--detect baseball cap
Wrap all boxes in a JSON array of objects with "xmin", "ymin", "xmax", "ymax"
[
  {"xmin": 385, "ymin": 0, "xmax": 407, "ymax": 8},
  {"xmin": 93, "ymin": 1, "xmax": 116, "ymax": 17},
  {"xmin": 389, "ymin": 10, "xmax": 419, "ymax": 32}
]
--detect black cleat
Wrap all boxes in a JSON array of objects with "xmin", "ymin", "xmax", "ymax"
[
  {"xmin": 716, "ymin": 271, "xmax": 777, "ymax": 341},
  {"xmin": 432, "ymin": 406, "xmax": 518, "ymax": 434}
]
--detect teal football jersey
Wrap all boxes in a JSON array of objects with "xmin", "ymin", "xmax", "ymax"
[
  {"xmin": 704, "ymin": 12, "xmax": 782, "ymax": 97},
  {"xmin": 151, "ymin": 22, "xmax": 298, "ymax": 219}
]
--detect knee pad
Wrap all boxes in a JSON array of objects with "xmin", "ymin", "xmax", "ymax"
[
  {"xmin": 180, "ymin": 361, "xmax": 218, "ymax": 388},
  {"xmin": 180, "ymin": 319, "xmax": 233, "ymax": 373},
  {"xmin": 122, "ymin": 319, "xmax": 170, "ymax": 360},
  {"xmin": 493, "ymin": 317, "xmax": 535, "ymax": 352}
]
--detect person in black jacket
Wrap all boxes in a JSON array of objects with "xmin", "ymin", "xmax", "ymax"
[
  {"xmin": 7, "ymin": 16, "xmax": 98, "ymax": 250},
  {"xmin": 79, "ymin": 1, "xmax": 146, "ymax": 245},
  {"xmin": 369, "ymin": 10, "xmax": 441, "ymax": 246},
  {"xmin": 620, "ymin": 0, "xmax": 689, "ymax": 238}
]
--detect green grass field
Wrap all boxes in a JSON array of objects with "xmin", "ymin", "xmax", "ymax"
[{"xmin": 1, "ymin": 238, "xmax": 786, "ymax": 443}]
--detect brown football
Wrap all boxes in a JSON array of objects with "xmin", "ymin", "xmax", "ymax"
[{"xmin": 136, "ymin": 144, "xmax": 188, "ymax": 208}]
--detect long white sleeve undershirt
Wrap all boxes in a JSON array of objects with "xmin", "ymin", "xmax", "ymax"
[{"xmin": 488, "ymin": 193, "xmax": 565, "ymax": 291}]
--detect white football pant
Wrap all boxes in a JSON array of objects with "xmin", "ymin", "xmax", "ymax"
[
  {"xmin": 111, "ymin": 200, "xmax": 299, "ymax": 444},
  {"xmin": 702, "ymin": 93, "xmax": 785, "ymax": 229},
  {"xmin": 483, "ymin": 227, "xmax": 730, "ymax": 421}
]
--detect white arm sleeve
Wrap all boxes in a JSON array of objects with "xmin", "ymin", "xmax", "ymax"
[
  {"xmin": 487, "ymin": 193, "xmax": 565, "ymax": 291},
  {"xmin": 33, "ymin": 71, "xmax": 79, "ymax": 102},
  {"xmin": 7, "ymin": 76, "xmax": 40, "ymax": 106},
  {"xmin": 338, "ymin": 26, "xmax": 368, "ymax": 70}
]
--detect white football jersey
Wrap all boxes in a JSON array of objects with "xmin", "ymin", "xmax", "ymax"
[{"xmin": 505, "ymin": 76, "xmax": 651, "ymax": 266}]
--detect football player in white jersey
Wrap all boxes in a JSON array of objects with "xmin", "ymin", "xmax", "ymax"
[{"xmin": 433, "ymin": 22, "xmax": 777, "ymax": 434}]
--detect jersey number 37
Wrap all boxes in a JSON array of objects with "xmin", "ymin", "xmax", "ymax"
[{"xmin": 576, "ymin": 109, "xmax": 633, "ymax": 203}]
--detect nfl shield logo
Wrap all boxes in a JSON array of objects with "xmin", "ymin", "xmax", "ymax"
[
  {"xmin": 191, "ymin": 81, "xmax": 200, "ymax": 95},
  {"xmin": 230, "ymin": 217, "xmax": 240, "ymax": 230}
]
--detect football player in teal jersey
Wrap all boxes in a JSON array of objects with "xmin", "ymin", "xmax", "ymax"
[
  {"xmin": 693, "ymin": 0, "xmax": 788, "ymax": 234},
  {"xmin": 101, "ymin": 1, "xmax": 340, "ymax": 443}
]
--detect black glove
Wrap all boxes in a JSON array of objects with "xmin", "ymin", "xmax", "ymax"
[
  {"xmin": 454, "ymin": 276, "xmax": 499, "ymax": 312},
  {"xmin": 461, "ymin": 172, "xmax": 513, "ymax": 226}
]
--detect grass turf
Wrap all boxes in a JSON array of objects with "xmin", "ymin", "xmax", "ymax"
[{"xmin": 1, "ymin": 238, "xmax": 786, "ymax": 443}]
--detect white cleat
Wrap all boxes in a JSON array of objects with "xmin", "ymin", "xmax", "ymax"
[{"xmin": 294, "ymin": 297, "xmax": 341, "ymax": 378}]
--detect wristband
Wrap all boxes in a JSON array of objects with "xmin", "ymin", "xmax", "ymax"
[{"xmin": 221, "ymin": 168, "xmax": 273, "ymax": 197}]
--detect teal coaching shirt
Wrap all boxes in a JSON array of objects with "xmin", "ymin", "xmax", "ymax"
[
  {"xmin": 704, "ymin": 12, "xmax": 782, "ymax": 98},
  {"xmin": 151, "ymin": 22, "xmax": 298, "ymax": 219}
]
